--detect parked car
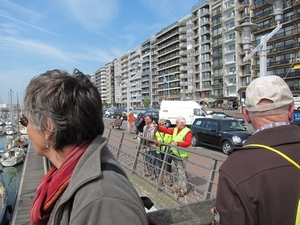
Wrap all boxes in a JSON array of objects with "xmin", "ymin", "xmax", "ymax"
[
  {"xmin": 159, "ymin": 100, "xmax": 211, "ymax": 127},
  {"xmin": 190, "ymin": 118, "xmax": 252, "ymax": 155},
  {"xmin": 112, "ymin": 108, "xmax": 127, "ymax": 119},
  {"xmin": 292, "ymin": 109, "xmax": 300, "ymax": 127},
  {"xmin": 221, "ymin": 100, "xmax": 238, "ymax": 110},
  {"xmin": 207, "ymin": 111, "xmax": 245, "ymax": 124},
  {"xmin": 104, "ymin": 108, "xmax": 116, "ymax": 118},
  {"xmin": 143, "ymin": 107, "xmax": 159, "ymax": 124},
  {"xmin": 131, "ymin": 109, "xmax": 146, "ymax": 118}
]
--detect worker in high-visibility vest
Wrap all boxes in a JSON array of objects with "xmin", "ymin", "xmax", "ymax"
[
  {"xmin": 155, "ymin": 118, "xmax": 173, "ymax": 186},
  {"xmin": 157, "ymin": 116, "xmax": 192, "ymax": 197}
]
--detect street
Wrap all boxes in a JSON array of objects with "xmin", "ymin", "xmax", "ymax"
[{"xmin": 102, "ymin": 108, "xmax": 253, "ymax": 160}]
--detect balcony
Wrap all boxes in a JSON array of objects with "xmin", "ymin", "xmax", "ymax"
[
  {"xmin": 180, "ymin": 66, "xmax": 187, "ymax": 71},
  {"xmin": 180, "ymin": 50, "xmax": 187, "ymax": 56},
  {"xmin": 179, "ymin": 42, "xmax": 187, "ymax": 49},
  {"xmin": 179, "ymin": 27, "xmax": 186, "ymax": 34},
  {"xmin": 179, "ymin": 34, "xmax": 186, "ymax": 41}
]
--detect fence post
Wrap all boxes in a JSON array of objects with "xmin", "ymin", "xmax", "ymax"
[
  {"xmin": 131, "ymin": 136, "xmax": 143, "ymax": 173},
  {"xmin": 203, "ymin": 159, "xmax": 218, "ymax": 200},
  {"xmin": 115, "ymin": 132, "xmax": 125, "ymax": 160},
  {"xmin": 155, "ymin": 145, "xmax": 171, "ymax": 192}
]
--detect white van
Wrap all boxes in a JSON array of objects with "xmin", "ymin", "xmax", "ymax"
[{"xmin": 159, "ymin": 100, "xmax": 212, "ymax": 127}]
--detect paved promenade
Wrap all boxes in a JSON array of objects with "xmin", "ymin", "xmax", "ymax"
[{"xmin": 11, "ymin": 144, "xmax": 44, "ymax": 225}]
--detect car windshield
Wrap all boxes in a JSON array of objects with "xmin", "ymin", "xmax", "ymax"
[{"xmin": 220, "ymin": 121, "xmax": 245, "ymax": 131}]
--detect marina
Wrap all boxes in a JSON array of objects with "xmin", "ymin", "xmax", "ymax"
[{"xmin": 0, "ymin": 134, "xmax": 27, "ymax": 225}]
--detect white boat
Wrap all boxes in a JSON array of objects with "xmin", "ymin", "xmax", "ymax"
[
  {"xmin": 5, "ymin": 125, "xmax": 17, "ymax": 135},
  {"xmin": 19, "ymin": 125, "xmax": 27, "ymax": 135},
  {"xmin": 0, "ymin": 147, "xmax": 25, "ymax": 167}
]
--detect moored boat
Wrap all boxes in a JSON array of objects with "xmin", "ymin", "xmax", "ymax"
[
  {"xmin": 19, "ymin": 125, "xmax": 27, "ymax": 135},
  {"xmin": 5, "ymin": 125, "xmax": 17, "ymax": 136},
  {"xmin": 0, "ymin": 147, "xmax": 25, "ymax": 167}
]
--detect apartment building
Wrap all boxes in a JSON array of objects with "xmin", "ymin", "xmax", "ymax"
[
  {"xmin": 96, "ymin": 0, "xmax": 300, "ymax": 108},
  {"xmin": 243, "ymin": 0, "xmax": 300, "ymax": 96},
  {"xmin": 155, "ymin": 18, "xmax": 190, "ymax": 101},
  {"xmin": 141, "ymin": 38, "xmax": 159, "ymax": 105},
  {"xmin": 94, "ymin": 68, "xmax": 103, "ymax": 97}
]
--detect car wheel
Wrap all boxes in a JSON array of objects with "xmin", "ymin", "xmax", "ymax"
[
  {"xmin": 191, "ymin": 134, "xmax": 199, "ymax": 147},
  {"xmin": 165, "ymin": 120, "xmax": 171, "ymax": 127},
  {"xmin": 222, "ymin": 141, "xmax": 232, "ymax": 155}
]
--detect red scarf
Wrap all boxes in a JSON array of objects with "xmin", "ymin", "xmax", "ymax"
[{"xmin": 30, "ymin": 142, "xmax": 90, "ymax": 225}]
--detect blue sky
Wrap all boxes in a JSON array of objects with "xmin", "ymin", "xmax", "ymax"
[{"xmin": 0, "ymin": 0, "xmax": 199, "ymax": 104}]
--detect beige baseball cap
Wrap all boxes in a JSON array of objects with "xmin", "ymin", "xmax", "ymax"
[{"xmin": 245, "ymin": 75, "xmax": 294, "ymax": 112}]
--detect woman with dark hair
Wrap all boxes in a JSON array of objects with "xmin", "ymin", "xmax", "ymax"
[
  {"xmin": 134, "ymin": 113, "xmax": 145, "ymax": 139},
  {"xmin": 23, "ymin": 69, "xmax": 148, "ymax": 225}
]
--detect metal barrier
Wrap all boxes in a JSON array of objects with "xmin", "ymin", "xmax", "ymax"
[{"xmin": 104, "ymin": 127, "xmax": 225, "ymax": 205}]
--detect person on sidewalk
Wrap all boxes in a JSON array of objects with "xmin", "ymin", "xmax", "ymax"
[
  {"xmin": 157, "ymin": 116, "xmax": 192, "ymax": 197},
  {"xmin": 212, "ymin": 75, "xmax": 300, "ymax": 225},
  {"xmin": 24, "ymin": 69, "xmax": 148, "ymax": 225},
  {"xmin": 142, "ymin": 115, "xmax": 157, "ymax": 180},
  {"xmin": 134, "ymin": 113, "xmax": 145, "ymax": 140},
  {"xmin": 128, "ymin": 111, "xmax": 135, "ymax": 133},
  {"xmin": 155, "ymin": 118, "xmax": 173, "ymax": 186}
]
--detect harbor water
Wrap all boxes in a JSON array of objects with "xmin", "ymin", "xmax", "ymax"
[{"xmin": 0, "ymin": 135, "xmax": 23, "ymax": 209}]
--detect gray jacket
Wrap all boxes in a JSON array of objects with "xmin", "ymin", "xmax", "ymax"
[{"xmin": 48, "ymin": 135, "xmax": 148, "ymax": 225}]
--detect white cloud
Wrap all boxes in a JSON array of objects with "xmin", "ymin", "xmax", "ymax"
[
  {"xmin": 0, "ymin": 36, "xmax": 71, "ymax": 61},
  {"xmin": 61, "ymin": 0, "xmax": 119, "ymax": 33},
  {"xmin": 0, "ymin": 13, "xmax": 57, "ymax": 35},
  {"xmin": 0, "ymin": 0, "xmax": 42, "ymax": 18}
]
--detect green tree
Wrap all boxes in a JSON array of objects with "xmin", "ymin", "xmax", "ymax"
[
  {"xmin": 143, "ymin": 98, "xmax": 151, "ymax": 107},
  {"xmin": 102, "ymin": 101, "xmax": 108, "ymax": 108}
]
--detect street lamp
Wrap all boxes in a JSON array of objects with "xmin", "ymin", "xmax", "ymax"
[
  {"xmin": 126, "ymin": 78, "xmax": 131, "ymax": 132},
  {"xmin": 126, "ymin": 70, "xmax": 140, "ymax": 132},
  {"xmin": 234, "ymin": 0, "xmax": 284, "ymax": 77},
  {"xmin": 234, "ymin": 19, "xmax": 258, "ymax": 57}
]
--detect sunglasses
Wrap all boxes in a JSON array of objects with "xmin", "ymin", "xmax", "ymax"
[
  {"xmin": 20, "ymin": 116, "xmax": 28, "ymax": 127},
  {"xmin": 161, "ymin": 123, "xmax": 166, "ymax": 126}
]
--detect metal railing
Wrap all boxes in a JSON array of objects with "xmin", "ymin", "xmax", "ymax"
[{"xmin": 104, "ymin": 126, "xmax": 225, "ymax": 205}]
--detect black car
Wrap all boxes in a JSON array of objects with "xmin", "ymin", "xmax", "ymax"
[
  {"xmin": 208, "ymin": 111, "xmax": 245, "ymax": 124},
  {"xmin": 111, "ymin": 108, "xmax": 127, "ymax": 119},
  {"xmin": 143, "ymin": 107, "xmax": 159, "ymax": 124},
  {"xmin": 190, "ymin": 118, "xmax": 252, "ymax": 155}
]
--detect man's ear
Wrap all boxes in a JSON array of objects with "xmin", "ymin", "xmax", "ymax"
[
  {"xmin": 243, "ymin": 107, "xmax": 251, "ymax": 124},
  {"xmin": 288, "ymin": 103, "xmax": 294, "ymax": 122}
]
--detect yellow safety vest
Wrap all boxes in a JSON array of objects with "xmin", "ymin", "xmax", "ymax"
[
  {"xmin": 170, "ymin": 127, "xmax": 191, "ymax": 158},
  {"xmin": 155, "ymin": 131, "xmax": 172, "ymax": 154},
  {"xmin": 245, "ymin": 144, "xmax": 300, "ymax": 225}
]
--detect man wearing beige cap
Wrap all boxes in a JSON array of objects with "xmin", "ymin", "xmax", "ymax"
[{"xmin": 212, "ymin": 76, "xmax": 300, "ymax": 225}]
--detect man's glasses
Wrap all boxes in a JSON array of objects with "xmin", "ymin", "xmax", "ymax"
[{"xmin": 20, "ymin": 116, "xmax": 28, "ymax": 127}]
